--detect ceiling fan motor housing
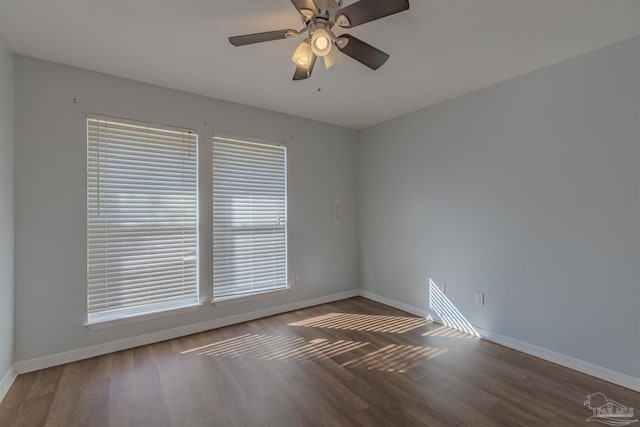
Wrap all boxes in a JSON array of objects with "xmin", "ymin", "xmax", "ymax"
[{"xmin": 303, "ymin": 0, "xmax": 343, "ymax": 22}]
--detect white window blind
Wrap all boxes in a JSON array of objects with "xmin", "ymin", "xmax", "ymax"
[
  {"xmin": 212, "ymin": 135, "xmax": 288, "ymax": 302},
  {"xmin": 87, "ymin": 115, "xmax": 198, "ymax": 323}
]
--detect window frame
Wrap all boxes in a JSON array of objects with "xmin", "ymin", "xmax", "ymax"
[
  {"xmin": 211, "ymin": 133, "xmax": 289, "ymax": 304},
  {"xmin": 86, "ymin": 114, "xmax": 200, "ymax": 327}
]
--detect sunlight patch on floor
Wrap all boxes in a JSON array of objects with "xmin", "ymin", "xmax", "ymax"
[
  {"xmin": 341, "ymin": 344, "xmax": 448, "ymax": 373},
  {"xmin": 422, "ymin": 325, "xmax": 479, "ymax": 339},
  {"xmin": 288, "ymin": 312, "xmax": 430, "ymax": 333},
  {"xmin": 181, "ymin": 334, "xmax": 369, "ymax": 362}
]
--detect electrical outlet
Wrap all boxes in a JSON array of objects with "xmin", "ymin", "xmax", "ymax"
[
  {"xmin": 437, "ymin": 281, "xmax": 446, "ymax": 294},
  {"xmin": 475, "ymin": 292, "xmax": 484, "ymax": 306}
]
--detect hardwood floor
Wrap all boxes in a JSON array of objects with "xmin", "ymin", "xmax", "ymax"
[{"xmin": 1, "ymin": 297, "xmax": 638, "ymax": 426}]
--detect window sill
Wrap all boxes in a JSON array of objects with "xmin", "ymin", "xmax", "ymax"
[
  {"xmin": 212, "ymin": 287, "xmax": 291, "ymax": 306},
  {"xmin": 85, "ymin": 302, "xmax": 203, "ymax": 330}
]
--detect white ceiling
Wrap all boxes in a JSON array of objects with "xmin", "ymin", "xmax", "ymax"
[{"xmin": 1, "ymin": 0, "xmax": 638, "ymax": 129}]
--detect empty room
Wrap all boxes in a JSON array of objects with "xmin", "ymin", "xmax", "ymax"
[{"xmin": 0, "ymin": 0, "xmax": 639, "ymax": 425}]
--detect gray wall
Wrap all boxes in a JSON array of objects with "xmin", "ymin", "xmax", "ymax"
[
  {"xmin": 14, "ymin": 56, "xmax": 359, "ymax": 362},
  {"xmin": 0, "ymin": 30, "xmax": 15, "ymax": 379},
  {"xmin": 358, "ymin": 37, "xmax": 640, "ymax": 378}
]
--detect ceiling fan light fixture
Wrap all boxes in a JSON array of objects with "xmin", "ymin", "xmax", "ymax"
[
  {"xmin": 311, "ymin": 27, "xmax": 333, "ymax": 57},
  {"xmin": 291, "ymin": 41, "xmax": 312, "ymax": 68},
  {"xmin": 323, "ymin": 44, "xmax": 342, "ymax": 69}
]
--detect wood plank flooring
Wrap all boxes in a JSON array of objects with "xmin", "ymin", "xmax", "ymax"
[{"xmin": 1, "ymin": 297, "xmax": 638, "ymax": 426}]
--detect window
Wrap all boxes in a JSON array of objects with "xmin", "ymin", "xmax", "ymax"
[
  {"xmin": 212, "ymin": 135, "xmax": 288, "ymax": 302},
  {"xmin": 87, "ymin": 115, "xmax": 198, "ymax": 324}
]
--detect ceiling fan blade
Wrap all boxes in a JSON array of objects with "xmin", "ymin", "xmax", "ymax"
[
  {"xmin": 229, "ymin": 29, "xmax": 297, "ymax": 46},
  {"xmin": 337, "ymin": 34, "xmax": 389, "ymax": 70},
  {"xmin": 290, "ymin": 0, "xmax": 318, "ymax": 18},
  {"xmin": 293, "ymin": 53, "xmax": 317, "ymax": 80},
  {"xmin": 335, "ymin": 0, "xmax": 409, "ymax": 28}
]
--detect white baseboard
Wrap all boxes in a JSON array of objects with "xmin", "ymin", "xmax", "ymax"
[
  {"xmin": 0, "ymin": 365, "xmax": 17, "ymax": 403},
  {"xmin": 357, "ymin": 290, "xmax": 640, "ymax": 393},
  {"xmin": 477, "ymin": 327, "xmax": 640, "ymax": 392},
  {"xmin": 14, "ymin": 289, "xmax": 359, "ymax": 374},
  {"xmin": 359, "ymin": 289, "xmax": 431, "ymax": 318}
]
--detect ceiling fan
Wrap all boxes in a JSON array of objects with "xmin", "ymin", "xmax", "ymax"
[{"xmin": 229, "ymin": 0, "xmax": 410, "ymax": 80}]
